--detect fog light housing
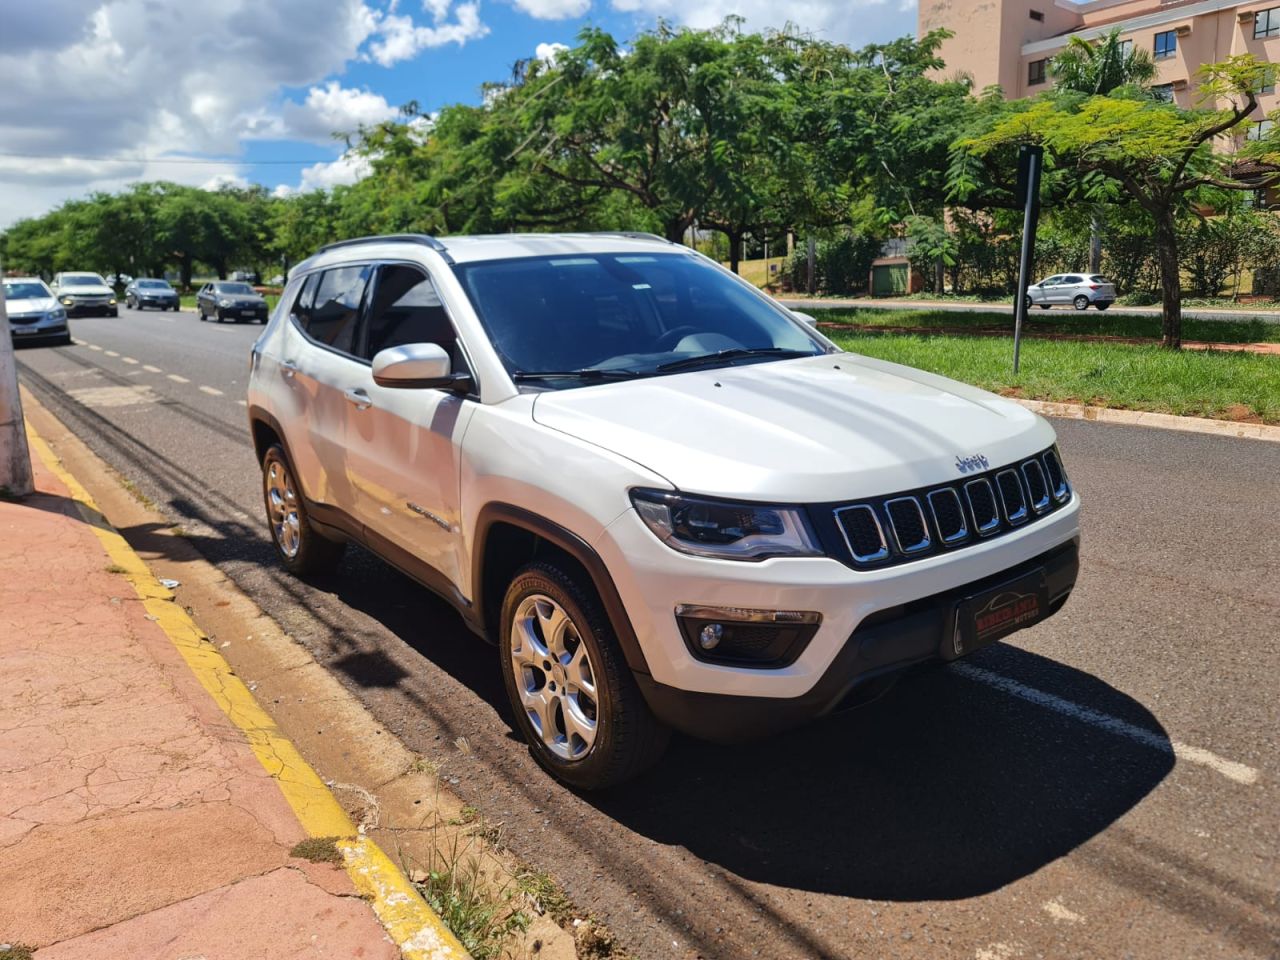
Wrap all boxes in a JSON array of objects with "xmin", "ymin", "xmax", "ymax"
[{"xmin": 675, "ymin": 604, "xmax": 821, "ymax": 668}]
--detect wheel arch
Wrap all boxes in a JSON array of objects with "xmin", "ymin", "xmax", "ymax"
[{"xmin": 473, "ymin": 503, "xmax": 651, "ymax": 677}]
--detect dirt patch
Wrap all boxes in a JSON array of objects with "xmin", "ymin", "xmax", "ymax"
[
  {"xmin": 290, "ymin": 837, "xmax": 344, "ymax": 865},
  {"xmin": 1221, "ymin": 403, "xmax": 1264, "ymax": 423}
]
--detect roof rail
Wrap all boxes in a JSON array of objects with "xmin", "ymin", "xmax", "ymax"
[
  {"xmin": 586, "ymin": 231, "xmax": 673, "ymax": 244},
  {"xmin": 319, "ymin": 233, "xmax": 453, "ymax": 263}
]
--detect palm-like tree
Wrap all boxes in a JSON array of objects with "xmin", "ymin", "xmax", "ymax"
[
  {"xmin": 1051, "ymin": 29, "xmax": 1157, "ymax": 96},
  {"xmin": 1051, "ymin": 30, "xmax": 1158, "ymax": 271}
]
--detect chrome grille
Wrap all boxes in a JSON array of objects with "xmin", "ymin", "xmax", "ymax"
[
  {"xmin": 1022, "ymin": 459, "xmax": 1051, "ymax": 514},
  {"xmin": 834, "ymin": 504, "xmax": 889, "ymax": 562},
  {"xmin": 827, "ymin": 446, "xmax": 1071, "ymax": 568},
  {"xmin": 927, "ymin": 488, "xmax": 968, "ymax": 544},
  {"xmin": 885, "ymin": 497, "xmax": 930, "ymax": 554},
  {"xmin": 965, "ymin": 479, "xmax": 1001, "ymax": 536},
  {"xmin": 996, "ymin": 470, "xmax": 1028, "ymax": 525}
]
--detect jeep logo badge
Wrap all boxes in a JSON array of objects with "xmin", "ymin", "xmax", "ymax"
[{"xmin": 955, "ymin": 454, "xmax": 990, "ymax": 473}]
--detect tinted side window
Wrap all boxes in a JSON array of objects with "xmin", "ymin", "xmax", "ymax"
[
  {"xmin": 308, "ymin": 265, "xmax": 371, "ymax": 355},
  {"xmin": 290, "ymin": 272, "xmax": 321, "ymax": 328},
  {"xmin": 1063, "ymin": 275, "xmax": 1084, "ymax": 284},
  {"xmin": 361, "ymin": 265, "xmax": 462, "ymax": 364}
]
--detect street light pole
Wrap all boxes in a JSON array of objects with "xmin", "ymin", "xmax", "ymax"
[{"xmin": 0, "ymin": 265, "xmax": 34, "ymax": 497}]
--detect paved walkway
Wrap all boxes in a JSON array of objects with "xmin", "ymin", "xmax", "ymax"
[{"xmin": 0, "ymin": 447, "xmax": 402, "ymax": 957}]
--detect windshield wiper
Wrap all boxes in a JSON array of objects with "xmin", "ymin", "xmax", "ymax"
[
  {"xmin": 511, "ymin": 368, "xmax": 644, "ymax": 383},
  {"xmin": 655, "ymin": 347, "xmax": 815, "ymax": 373}
]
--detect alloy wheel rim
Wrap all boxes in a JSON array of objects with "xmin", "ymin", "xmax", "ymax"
[
  {"xmin": 265, "ymin": 459, "xmax": 301, "ymax": 558},
  {"xmin": 510, "ymin": 594, "xmax": 599, "ymax": 761}
]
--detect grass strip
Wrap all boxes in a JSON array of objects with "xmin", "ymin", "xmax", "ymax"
[
  {"xmin": 816, "ymin": 308, "xmax": 1280, "ymax": 345},
  {"xmin": 825, "ymin": 329, "xmax": 1280, "ymax": 424}
]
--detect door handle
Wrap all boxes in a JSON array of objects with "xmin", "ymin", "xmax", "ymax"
[
  {"xmin": 343, "ymin": 388, "xmax": 372, "ymax": 410},
  {"xmin": 280, "ymin": 359, "xmax": 298, "ymax": 380}
]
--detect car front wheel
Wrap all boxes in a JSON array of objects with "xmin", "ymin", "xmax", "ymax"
[
  {"xmin": 261, "ymin": 443, "xmax": 345, "ymax": 576},
  {"xmin": 1073, "ymin": 295, "xmax": 1089, "ymax": 311},
  {"xmin": 500, "ymin": 560, "xmax": 668, "ymax": 789},
  {"xmin": 1024, "ymin": 295, "xmax": 1032, "ymax": 310}
]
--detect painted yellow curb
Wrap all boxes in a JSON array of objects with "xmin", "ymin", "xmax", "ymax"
[{"xmin": 25, "ymin": 424, "xmax": 470, "ymax": 960}]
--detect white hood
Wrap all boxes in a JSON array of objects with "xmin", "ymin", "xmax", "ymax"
[
  {"xmin": 6, "ymin": 297, "xmax": 57, "ymax": 316},
  {"xmin": 59, "ymin": 284, "xmax": 113, "ymax": 296},
  {"xmin": 532, "ymin": 353, "xmax": 1056, "ymax": 502}
]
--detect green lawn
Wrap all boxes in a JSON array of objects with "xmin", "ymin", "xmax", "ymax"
[
  {"xmin": 825, "ymin": 329, "xmax": 1280, "ymax": 425},
  {"xmin": 816, "ymin": 308, "xmax": 1280, "ymax": 345}
]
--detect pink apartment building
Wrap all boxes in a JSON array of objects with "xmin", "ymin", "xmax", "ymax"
[{"xmin": 920, "ymin": 0, "xmax": 1280, "ymax": 138}]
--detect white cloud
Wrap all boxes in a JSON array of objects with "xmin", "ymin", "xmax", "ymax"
[
  {"xmin": 516, "ymin": 0, "xmax": 591, "ymax": 19},
  {"xmin": 0, "ymin": 0, "xmax": 491, "ymax": 227},
  {"xmin": 295, "ymin": 152, "xmax": 375, "ymax": 192},
  {"xmin": 201, "ymin": 172, "xmax": 251, "ymax": 191},
  {"xmin": 608, "ymin": 0, "xmax": 907, "ymax": 47},
  {"xmin": 282, "ymin": 82, "xmax": 399, "ymax": 144},
  {"xmin": 535, "ymin": 41, "xmax": 570, "ymax": 63},
  {"xmin": 366, "ymin": 3, "xmax": 489, "ymax": 67}
]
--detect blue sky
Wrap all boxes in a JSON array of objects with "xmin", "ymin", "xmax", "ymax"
[{"xmin": 0, "ymin": 0, "xmax": 919, "ymax": 227}]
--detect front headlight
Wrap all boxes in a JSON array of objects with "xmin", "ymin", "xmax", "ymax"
[
  {"xmin": 59, "ymin": 296, "xmax": 73, "ymax": 305},
  {"xmin": 108, "ymin": 298, "xmax": 117, "ymax": 305},
  {"xmin": 45, "ymin": 308, "xmax": 67, "ymax": 322},
  {"xmin": 218, "ymin": 298, "xmax": 231, "ymax": 307},
  {"xmin": 630, "ymin": 489, "xmax": 823, "ymax": 561}
]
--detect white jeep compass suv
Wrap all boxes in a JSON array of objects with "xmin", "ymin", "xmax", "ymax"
[{"xmin": 247, "ymin": 232, "xmax": 1080, "ymax": 789}]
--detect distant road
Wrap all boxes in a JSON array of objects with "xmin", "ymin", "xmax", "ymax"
[{"xmin": 778, "ymin": 297, "xmax": 1280, "ymax": 323}]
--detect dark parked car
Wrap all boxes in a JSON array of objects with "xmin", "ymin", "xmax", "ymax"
[
  {"xmin": 196, "ymin": 281, "xmax": 269, "ymax": 323},
  {"xmin": 126, "ymin": 278, "xmax": 181, "ymax": 311}
]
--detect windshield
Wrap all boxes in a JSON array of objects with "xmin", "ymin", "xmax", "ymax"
[
  {"xmin": 62, "ymin": 274, "xmax": 106, "ymax": 287},
  {"xmin": 3, "ymin": 281, "xmax": 51, "ymax": 300},
  {"xmin": 454, "ymin": 253, "xmax": 824, "ymax": 386},
  {"xmin": 139, "ymin": 279, "xmax": 172, "ymax": 289},
  {"xmin": 215, "ymin": 282, "xmax": 254, "ymax": 294}
]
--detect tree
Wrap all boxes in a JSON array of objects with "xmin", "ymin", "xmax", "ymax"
[
  {"xmin": 954, "ymin": 55, "xmax": 1280, "ymax": 347},
  {"xmin": 1051, "ymin": 28, "xmax": 1158, "ymax": 271},
  {"xmin": 1050, "ymin": 28, "xmax": 1156, "ymax": 97}
]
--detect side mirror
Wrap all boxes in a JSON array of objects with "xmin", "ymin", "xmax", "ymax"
[
  {"xmin": 791, "ymin": 310, "xmax": 819, "ymax": 326},
  {"xmin": 372, "ymin": 342, "xmax": 472, "ymax": 392}
]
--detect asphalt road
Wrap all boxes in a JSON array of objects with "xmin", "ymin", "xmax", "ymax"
[{"xmin": 16, "ymin": 307, "xmax": 1280, "ymax": 960}]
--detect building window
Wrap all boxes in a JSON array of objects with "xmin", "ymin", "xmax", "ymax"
[
  {"xmin": 1245, "ymin": 188, "xmax": 1267, "ymax": 209},
  {"xmin": 1154, "ymin": 30, "xmax": 1177, "ymax": 59},
  {"xmin": 1255, "ymin": 7, "xmax": 1280, "ymax": 38},
  {"xmin": 1246, "ymin": 119, "xmax": 1275, "ymax": 140},
  {"xmin": 1118, "ymin": 39, "xmax": 1133, "ymax": 58},
  {"xmin": 1029, "ymin": 8, "xmax": 1044, "ymax": 20},
  {"xmin": 1028, "ymin": 59, "xmax": 1047, "ymax": 85},
  {"xmin": 1264, "ymin": 81, "xmax": 1277, "ymax": 94},
  {"xmin": 1152, "ymin": 83, "xmax": 1175, "ymax": 102}
]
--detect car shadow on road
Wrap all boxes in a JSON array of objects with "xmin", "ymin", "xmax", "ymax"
[{"xmin": 586, "ymin": 643, "xmax": 1173, "ymax": 902}]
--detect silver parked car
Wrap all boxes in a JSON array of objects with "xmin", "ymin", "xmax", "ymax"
[
  {"xmin": 4, "ymin": 277, "xmax": 71, "ymax": 346},
  {"xmin": 1025, "ymin": 274, "xmax": 1116, "ymax": 311}
]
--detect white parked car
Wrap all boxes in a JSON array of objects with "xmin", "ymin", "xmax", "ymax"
[
  {"xmin": 247, "ymin": 233, "xmax": 1081, "ymax": 788},
  {"xmin": 4, "ymin": 277, "xmax": 70, "ymax": 346},
  {"xmin": 1026, "ymin": 273, "xmax": 1116, "ymax": 311}
]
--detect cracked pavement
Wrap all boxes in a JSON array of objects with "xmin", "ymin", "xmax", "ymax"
[{"xmin": 0, "ymin": 450, "xmax": 400, "ymax": 958}]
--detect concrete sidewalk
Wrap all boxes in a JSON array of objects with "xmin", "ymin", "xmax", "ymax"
[{"xmin": 0, "ymin": 440, "xmax": 451, "ymax": 956}]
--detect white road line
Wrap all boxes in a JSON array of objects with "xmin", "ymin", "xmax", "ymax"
[
  {"xmin": 198, "ymin": 385, "xmax": 223, "ymax": 396},
  {"xmin": 88, "ymin": 344, "xmax": 102, "ymax": 351},
  {"xmin": 952, "ymin": 663, "xmax": 1260, "ymax": 785},
  {"xmin": 121, "ymin": 357, "xmax": 138, "ymax": 365},
  {"xmin": 72, "ymin": 338, "xmax": 87, "ymax": 346},
  {"xmin": 143, "ymin": 364, "xmax": 162, "ymax": 373},
  {"xmin": 105, "ymin": 350, "xmax": 119, "ymax": 357},
  {"xmin": 167, "ymin": 373, "xmax": 190, "ymax": 384},
  {"xmin": 236, "ymin": 399, "xmax": 247, "ymax": 407}
]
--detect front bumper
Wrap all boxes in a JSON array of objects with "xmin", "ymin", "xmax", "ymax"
[
  {"xmin": 62, "ymin": 299, "xmax": 115, "ymax": 317},
  {"xmin": 10, "ymin": 319, "xmax": 69, "ymax": 343},
  {"xmin": 597, "ymin": 487, "xmax": 1081, "ymax": 705},
  {"xmin": 217, "ymin": 305, "xmax": 268, "ymax": 321},
  {"xmin": 136, "ymin": 297, "xmax": 179, "ymax": 308},
  {"xmin": 636, "ymin": 539, "xmax": 1078, "ymax": 740}
]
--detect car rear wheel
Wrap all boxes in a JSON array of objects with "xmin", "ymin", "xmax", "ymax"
[
  {"xmin": 261, "ymin": 444, "xmax": 345, "ymax": 576},
  {"xmin": 1095, "ymin": 302, "xmax": 1111, "ymax": 311},
  {"xmin": 500, "ymin": 560, "xmax": 669, "ymax": 790},
  {"xmin": 1073, "ymin": 295, "xmax": 1089, "ymax": 311}
]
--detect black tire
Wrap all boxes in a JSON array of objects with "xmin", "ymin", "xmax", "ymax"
[
  {"xmin": 1038, "ymin": 304, "xmax": 1051, "ymax": 310},
  {"xmin": 500, "ymin": 560, "xmax": 669, "ymax": 790},
  {"xmin": 260, "ymin": 443, "xmax": 345, "ymax": 576},
  {"xmin": 1073, "ymin": 295, "xmax": 1089, "ymax": 311},
  {"xmin": 1095, "ymin": 302, "xmax": 1111, "ymax": 311},
  {"xmin": 1024, "ymin": 295, "xmax": 1032, "ymax": 310}
]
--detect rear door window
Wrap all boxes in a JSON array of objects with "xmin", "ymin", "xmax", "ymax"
[
  {"xmin": 306, "ymin": 265, "xmax": 372, "ymax": 356},
  {"xmin": 1063, "ymin": 275, "xmax": 1084, "ymax": 284}
]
